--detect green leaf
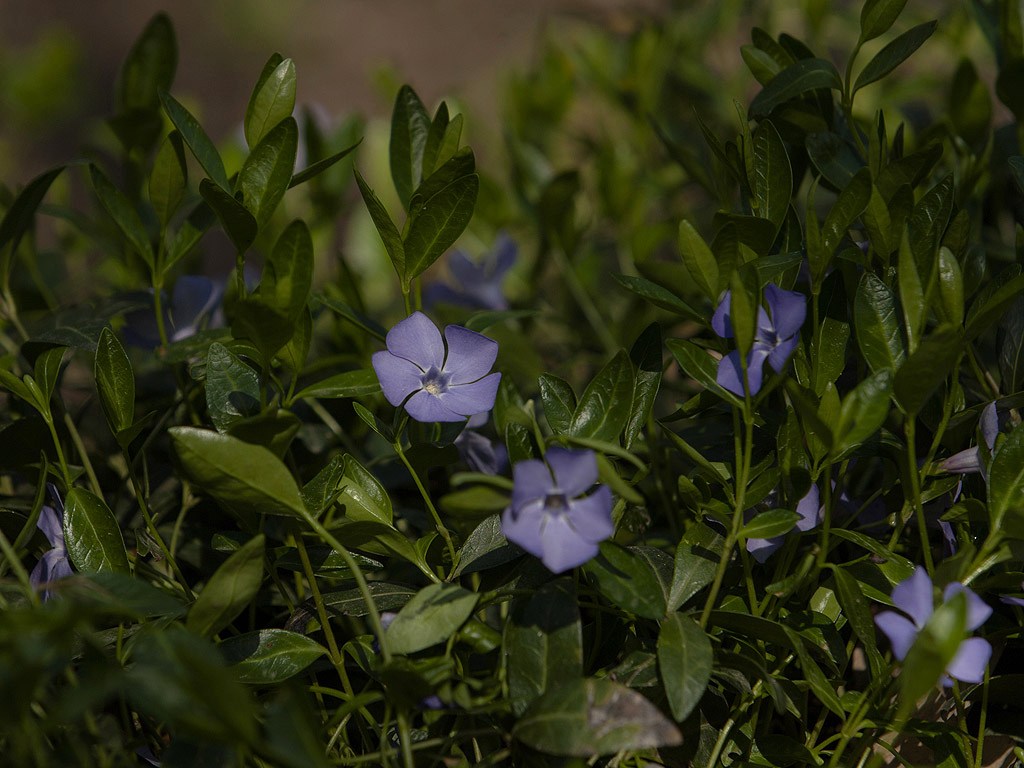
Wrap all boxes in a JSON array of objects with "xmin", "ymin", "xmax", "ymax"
[
  {"xmin": 582, "ymin": 542, "xmax": 667, "ymax": 619},
  {"xmin": 89, "ymin": 164, "xmax": 155, "ymax": 271},
  {"xmin": 170, "ymin": 427, "xmax": 307, "ymax": 523},
  {"xmin": 989, "ymin": 423, "xmax": 1024, "ymax": 537},
  {"xmin": 935, "ymin": 247, "xmax": 965, "ymax": 327},
  {"xmin": 403, "ymin": 169, "xmax": 478, "ymax": 286},
  {"xmin": 749, "ymin": 58, "xmax": 842, "ymax": 118},
  {"xmin": 514, "ymin": 678, "xmax": 682, "ymax": 756},
  {"xmin": 315, "ymin": 293, "xmax": 388, "ymax": 342},
  {"xmin": 226, "ymin": 409, "xmax": 301, "ymax": 460},
  {"xmin": 32, "ymin": 345, "xmax": 66, "ymax": 404},
  {"xmin": 833, "ymin": 370, "xmax": 892, "ymax": 457},
  {"xmin": 822, "ymin": 167, "xmax": 871, "ymax": 259},
  {"xmin": 63, "ymin": 488, "xmax": 130, "ymax": 575},
  {"xmin": 670, "ymin": 524, "xmax": 722, "ymax": 611},
  {"xmin": 538, "ymin": 374, "xmax": 575, "ymax": 435},
  {"xmin": 0, "ymin": 166, "xmax": 64, "ymax": 264},
  {"xmin": 625, "ymin": 323, "xmax": 662, "ymax": 450},
  {"xmin": 854, "ymin": 21, "xmax": 937, "ymax": 94},
  {"xmin": 831, "ymin": 568, "xmax": 886, "ymax": 680},
  {"xmin": 320, "ymin": 583, "xmax": 416, "ymax": 618},
  {"xmin": 199, "ymin": 179, "xmax": 257, "ymax": 253},
  {"xmin": 999, "ymin": 298, "xmax": 1024, "ymax": 393},
  {"xmin": 220, "ymin": 629, "xmax": 325, "ymax": 684},
  {"xmin": 386, "ymin": 582, "xmax": 478, "ymax": 654},
  {"xmin": 187, "ymin": 534, "xmax": 266, "ymax": 637},
  {"xmin": 507, "ymin": 579, "xmax": 583, "ymax": 716},
  {"xmin": 678, "ymin": 219, "xmax": 718, "ymax": 301},
  {"xmin": 95, "ymin": 327, "xmax": 135, "ymax": 435},
  {"xmin": 165, "ymin": 201, "xmax": 215, "ymax": 274},
  {"xmin": 354, "ymin": 169, "xmax": 405, "ymax": 279},
  {"xmin": 897, "ymin": 229, "xmax": 924, "ymax": 353},
  {"xmin": 893, "ymin": 325, "xmax": 962, "ymax": 415},
  {"xmin": 245, "ymin": 57, "xmax": 296, "ymax": 148},
  {"xmin": 568, "ymin": 350, "xmax": 634, "ymax": 443},
  {"xmin": 859, "ymin": 0, "xmax": 908, "ymax": 43},
  {"xmin": 293, "ymin": 369, "xmax": 380, "ymax": 401},
  {"xmin": 666, "ymin": 338, "xmax": 743, "ymax": 408},
  {"xmin": 751, "ymin": 119, "xmax": 792, "ymax": 232},
  {"xmin": 854, "ymin": 273, "xmax": 905, "ymax": 373},
  {"xmin": 205, "ymin": 342, "xmax": 260, "ymax": 432},
  {"xmin": 740, "ymin": 508, "xmax": 801, "ymax": 540},
  {"xmin": 451, "ymin": 514, "xmax": 521, "ymax": 578},
  {"xmin": 117, "ymin": 12, "xmax": 177, "ymax": 114},
  {"xmin": 966, "ymin": 268, "xmax": 1024, "ymax": 341},
  {"xmin": 337, "ymin": 454, "xmax": 393, "ymax": 525},
  {"xmin": 259, "ymin": 219, "xmax": 313, "ymax": 323},
  {"xmin": 237, "ymin": 117, "xmax": 298, "ymax": 229},
  {"xmin": 149, "ymin": 131, "xmax": 188, "ymax": 230},
  {"xmin": 289, "ymin": 139, "xmax": 361, "ymax": 189},
  {"xmin": 389, "ymin": 84, "xmax": 432, "ymax": 210},
  {"xmin": 160, "ymin": 90, "xmax": 230, "ymax": 191},
  {"xmin": 658, "ymin": 613, "xmax": 713, "ymax": 722},
  {"xmin": 230, "ymin": 298, "xmax": 293, "ymax": 364},
  {"xmin": 611, "ymin": 274, "xmax": 701, "ymax": 321}
]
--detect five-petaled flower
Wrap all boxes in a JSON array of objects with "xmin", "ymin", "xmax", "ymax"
[
  {"xmin": 29, "ymin": 485, "xmax": 73, "ymax": 601},
  {"xmin": 501, "ymin": 448, "xmax": 613, "ymax": 574},
  {"xmin": 875, "ymin": 568, "xmax": 992, "ymax": 686},
  {"xmin": 372, "ymin": 312, "xmax": 501, "ymax": 423},
  {"xmin": 712, "ymin": 283, "xmax": 806, "ymax": 396},
  {"xmin": 424, "ymin": 233, "xmax": 516, "ymax": 311},
  {"xmin": 746, "ymin": 484, "xmax": 821, "ymax": 563}
]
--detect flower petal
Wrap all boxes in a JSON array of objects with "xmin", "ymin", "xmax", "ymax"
[
  {"xmin": 372, "ymin": 351, "xmax": 424, "ymax": 407},
  {"xmin": 490, "ymin": 233, "xmax": 517, "ymax": 277},
  {"xmin": 711, "ymin": 291, "xmax": 733, "ymax": 338},
  {"xmin": 980, "ymin": 402, "xmax": 999, "ymax": 450},
  {"xmin": 566, "ymin": 486, "xmax": 614, "ymax": 543},
  {"xmin": 547, "ymin": 448, "xmax": 598, "ymax": 497},
  {"xmin": 36, "ymin": 504, "xmax": 64, "ymax": 549},
  {"xmin": 716, "ymin": 350, "xmax": 745, "ymax": 395},
  {"xmin": 448, "ymin": 250, "xmax": 485, "ymax": 286},
  {"xmin": 501, "ymin": 499, "xmax": 545, "ymax": 558},
  {"xmin": 892, "ymin": 568, "xmax": 934, "ymax": 628},
  {"xmin": 743, "ymin": 345, "xmax": 770, "ymax": 395},
  {"xmin": 746, "ymin": 535, "xmax": 783, "ymax": 563},
  {"xmin": 439, "ymin": 373, "xmax": 501, "ymax": 417},
  {"xmin": 764, "ymin": 283, "xmax": 806, "ymax": 339},
  {"xmin": 443, "ymin": 325, "xmax": 498, "ymax": 384},
  {"xmin": 875, "ymin": 611, "xmax": 918, "ymax": 660},
  {"xmin": 795, "ymin": 484, "xmax": 821, "ymax": 532},
  {"xmin": 940, "ymin": 447, "xmax": 982, "ymax": 474},
  {"xmin": 510, "ymin": 460, "xmax": 554, "ymax": 511},
  {"xmin": 766, "ymin": 333, "xmax": 800, "ymax": 374},
  {"xmin": 538, "ymin": 513, "xmax": 601, "ymax": 573},
  {"xmin": 171, "ymin": 275, "xmax": 221, "ymax": 339},
  {"xmin": 945, "ymin": 637, "xmax": 992, "ymax": 684},
  {"xmin": 943, "ymin": 583, "xmax": 992, "ymax": 632},
  {"xmin": 403, "ymin": 390, "xmax": 467, "ymax": 422},
  {"xmin": 386, "ymin": 312, "xmax": 444, "ymax": 370}
]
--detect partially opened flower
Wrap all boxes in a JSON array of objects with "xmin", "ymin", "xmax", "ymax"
[
  {"xmin": 123, "ymin": 275, "xmax": 224, "ymax": 348},
  {"xmin": 372, "ymin": 312, "xmax": 501, "ymax": 423},
  {"xmin": 424, "ymin": 233, "xmax": 516, "ymax": 311},
  {"xmin": 29, "ymin": 486, "xmax": 73, "ymax": 601},
  {"xmin": 875, "ymin": 568, "xmax": 992, "ymax": 685},
  {"xmin": 940, "ymin": 402, "xmax": 999, "ymax": 476},
  {"xmin": 712, "ymin": 283, "xmax": 806, "ymax": 396},
  {"xmin": 501, "ymin": 448, "xmax": 613, "ymax": 574},
  {"xmin": 746, "ymin": 484, "xmax": 821, "ymax": 563}
]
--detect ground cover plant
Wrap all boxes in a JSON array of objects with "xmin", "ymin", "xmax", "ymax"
[{"xmin": 3, "ymin": 1, "xmax": 1024, "ymax": 765}]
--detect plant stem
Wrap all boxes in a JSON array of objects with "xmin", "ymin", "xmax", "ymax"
[{"xmin": 392, "ymin": 439, "xmax": 457, "ymax": 567}]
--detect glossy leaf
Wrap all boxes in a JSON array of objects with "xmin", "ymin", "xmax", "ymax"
[
  {"xmin": 751, "ymin": 119, "xmax": 791, "ymax": 231},
  {"xmin": 117, "ymin": 12, "xmax": 177, "ymax": 114},
  {"xmin": 749, "ymin": 58, "xmax": 842, "ymax": 118},
  {"xmin": 149, "ymin": 131, "xmax": 188, "ymax": 231},
  {"xmin": 451, "ymin": 514, "xmax": 521, "ymax": 578},
  {"xmin": 538, "ymin": 373, "xmax": 575, "ymax": 435},
  {"xmin": 354, "ymin": 170, "xmax": 405, "ymax": 278},
  {"xmin": 389, "ymin": 84, "xmax": 432, "ymax": 210},
  {"xmin": 740, "ymin": 509, "xmax": 801, "ymax": 540},
  {"xmin": 293, "ymin": 369, "xmax": 380, "ymax": 401},
  {"xmin": 854, "ymin": 273, "xmax": 905, "ymax": 373},
  {"xmin": 245, "ymin": 57, "xmax": 296, "ymax": 148},
  {"xmin": 289, "ymin": 139, "xmax": 361, "ymax": 188},
  {"xmin": 200, "ymin": 179, "xmax": 257, "ymax": 253},
  {"xmin": 260, "ymin": 219, "xmax": 313, "ymax": 324},
  {"xmin": 583, "ymin": 542, "xmax": 667, "ymax": 619},
  {"xmin": 833, "ymin": 369, "xmax": 892, "ymax": 457},
  {"xmin": 612, "ymin": 274, "xmax": 701, "ymax": 321},
  {"xmin": 658, "ymin": 613, "xmax": 713, "ymax": 722},
  {"xmin": 667, "ymin": 338, "xmax": 744, "ymax": 408},
  {"xmin": 859, "ymin": 0, "xmax": 909, "ymax": 43},
  {"xmin": 337, "ymin": 454, "xmax": 393, "ymax": 525},
  {"xmin": 989, "ymin": 423, "xmax": 1024, "ymax": 537},
  {"xmin": 403, "ymin": 168, "xmax": 478, "ymax": 286},
  {"xmin": 220, "ymin": 629, "xmax": 325, "ymax": 684},
  {"xmin": 0, "ymin": 166, "xmax": 64, "ymax": 264},
  {"xmin": 187, "ymin": 534, "xmax": 266, "ymax": 637},
  {"xmin": 625, "ymin": 323, "xmax": 662, "ymax": 450},
  {"xmin": 237, "ymin": 117, "xmax": 298, "ymax": 229},
  {"xmin": 568, "ymin": 350, "xmax": 634, "ymax": 443},
  {"xmin": 831, "ymin": 568, "xmax": 886, "ymax": 679},
  {"xmin": 205, "ymin": 343, "xmax": 260, "ymax": 432},
  {"xmin": 893, "ymin": 325, "xmax": 962, "ymax": 415},
  {"xmin": 678, "ymin": 219, "xmax": 718, "ymax": 301},
  {"xmin": 386, "ymin": 582, "xmax": 478, "ymax": 654},
  {"xmin": 63, "ymin": 488, "xmax": 130, "ymax": 575},
  {"xmin": 854, "ymin": 21, "xmax": 937, "ymax": 94},
  {"xmin": 89, "ymin": 164, "xmax": 155, "ymax": 270},
  {"xmin": 670, "ymin": 524, "xmax": 722, "ymax": 611},
  {"xmin": 160, "ymin": 90, "xmax": 230, "ymax": 191},
  {"xmin": 95, "ymin": 327, "xmax": 135, "ymax": 435}
]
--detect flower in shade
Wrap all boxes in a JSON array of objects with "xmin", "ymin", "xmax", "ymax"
[
  {"xmin": 501, "ymin": 448, "xmax": 613, "ymax": 574},
  {"xmin": 875, "ymin": 568, "xmax": 992, "ymax": 686},
  {"xmin": 712, "ymin": 283, "xmax": 806, "ymax": 396},
  {"xmin": 424, "ymin": 233, "xmax": 516, "ymax": 311},
  {"xmin": 940, "ymin": 402, "xmax": 999, "ymax": 476},
  {"xmin": 455, "ymin": 412, "xmax": 508, "ymax": 475},
  {"xmin": 122, "ymin": 275, "xmax": 223, "ymax": 348},
  {"xmin": 28, "ymin": 485, "xmax": 73, "ymax": 601},
  {"xmin": 372, "ymin": 312, "xmax": 501, "ymax": 423},
  {"xmin": 746, "ymin": 484, "xmax": 821, "ymax": 563}
]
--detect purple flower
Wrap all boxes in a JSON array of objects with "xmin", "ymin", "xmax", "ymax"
[
  {"xmin": 455, "ymin": 412, "xmax": 508, "ymax": 474},
  {"xmin": 940, "ymin": 402, "xmax": 999, "ymax": 476},
  {"xmin": 746, "ymin": 484, "xmax": 821, "ymax": 563},
  {"xmin": 372, "ymin": 312, "xmax": 501, "ymax": 423},
  {"xmin": 875, "ymin": 569, "xmax": 992, "ymax": 686},
  {"xmin": 424, "ymin": 233, "xmax": 516, "ymax": 311},
  {"xmin": 28, "ymin": 486, "xmax": 73, "ymax": 600},
  {"xmin": 501, "ymin": 448, "xmax": 613, "ymax": 574},
  {"xmin": 712, "ymin": 283, "xmax": 806, "ymax": 396},
  {"xmin": 123, "ymin": 275, "xmax": 223, "ymax": 348}
]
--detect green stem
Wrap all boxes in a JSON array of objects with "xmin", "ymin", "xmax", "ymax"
[
  {"xmin": 43, "ymin": 414, "xmax": 73, "ymax": 489},
  {"xmin": 392, "ymin": 440, "xmax": 457, "ymax": 568},
  {"xmin": 152, "ymin": 273, "xmax": 170, "ymax": 348},
  {"xmin": 126, "ymin": 461, "xmax": 192, "ymax": 595},
  {"xmin": 0, "ymin": 525, "xmax": 38, "ymax": 604},
  {"xmin": 905, "ymin": 418, "xmax": 935, "ymax": 575},
  {"xmin": 62, "ymin": 411, "xmax": 102, "ymax": 498}
]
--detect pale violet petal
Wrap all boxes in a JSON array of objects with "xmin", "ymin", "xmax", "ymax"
[
  {"xmin": 566, "ymin": 486, "xmax": 614, "ymax": 543},
  {"xmin": 942, "ymin": 583, "xmax": 992, "ymax": 632},
  {"xmin": 386, "ymin": 312, "xmax": 444, "ymax": 370},
  {"xmin": 372, "ymin": 351, "xmax": 424, "ymax": 407},
  {"xmin": 892, "ymin": 569, "xmax": 934, "ymax": 628},
  {"xmin": 746, "ymin": 536, "xmax": 783, "ymax": 563},
  {"xmin": 438, "ymin": 373, "xmax": 501, "ymax": 416},
  {"xmin": 945, "ymin": 637, "xmax": 991, "ymax": 684},
  {"xmin": 875, "ymin": 611, "xmax": 918, "ymax": 661},
  {"xmin": 711, "ymin": 291, "xmax": 733, "ymax": 338},
  {"xmin": 795, "ymin": 485, "xmax": 821, "ymax": 532},
  {"xmin": 547, "ymin": 448, "xmax": 598, "ymax": 497},
  {"xmin": 510, "ymin": 460, "xmax": 554, "ymax": 511},
  {"xmin": 764, "ymin": 283, "xmax": 807, "ymax": 339},
  {"xmin": 501, "ymin": 500, "xmax": 545, "ymax": 559},
  {"xmin": 443, "ymin": 325, "xmax": 498, "ymax": 384},
  {"xmin": 403, "ymin": 390, "xmax": 466, "ymax": 422},
  {"xmin": 538, "ymin": 513, "xmax": 600, "ymax": 573}
]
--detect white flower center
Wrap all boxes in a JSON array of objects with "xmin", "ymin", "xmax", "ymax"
[{"xmin": 420, "ymin": 366, "xmax": 451, "ymax": 397}]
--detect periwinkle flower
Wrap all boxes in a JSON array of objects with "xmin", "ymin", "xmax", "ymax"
[
  {"xmin": 712, "ymin": 283, "xmax": 806, "ymax": 396},
  {"xmin": 940, "ymin": 402, "xmax": 999, "ymax": 476},
  {"xmin": 424, "ymin": 233, "xmax": 516, "ymax": 311},
  {"xmin": 372, "ymin": 312, "xmax": 501, "ymax": 423},
  {"xmin": 28, "ymin": 486, "xmax": 73, "ymax": 600},
  {"xmin": 875, "ymin": 569, "xmax": 992, "ymax": 686},
  {"xmin": 501, "ymin": 448, "xmax": 613, "ymax": 574},
  {"xmin": 455, "ymin": 412, "xmax": 508, "ymax": 475},
  {"xmin": 746, "ymin": 484, "xmax": 821, "ymax": 563},
  {"xmin": 122, "ymin": 275, "xmax": 223, "ymax": 348}
]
